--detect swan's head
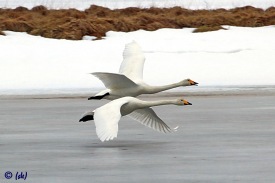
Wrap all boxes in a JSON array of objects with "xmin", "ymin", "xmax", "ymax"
[
  {"xmin": 181, "ymin": 79, "xmax": 198, "ymax": 86},
  {"xmin": 176, "ymin": 99, "xmax": 192, "ymax": 106}
]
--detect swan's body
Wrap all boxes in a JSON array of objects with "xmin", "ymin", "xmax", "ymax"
[
  {"xmin": 79, "ymin": 96, "xmax": 192, "ymax": 142},
  {"xmin": 89, "ymin": 41, "xmax": 198, "ymax": 100}
]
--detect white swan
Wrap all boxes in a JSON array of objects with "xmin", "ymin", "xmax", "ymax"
[
  {"xmin": 79, "ymin": 96, "xmax": 192, "ymax": 142},
  {"xmin": 88, "ymin": 41, "xmax": 198, "ymax": 100}
]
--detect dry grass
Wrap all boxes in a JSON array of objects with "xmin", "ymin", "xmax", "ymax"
[
  {"xmin": 0, "ymin": 5, "xmax": 275, "ymax": 40},
  {"xmin": 193, "ymin": 25, "xmax": 227, "ymax": 33},
  {"xmin": 0, "ymin": 30, "xmax": 5, "ymax": 35}
]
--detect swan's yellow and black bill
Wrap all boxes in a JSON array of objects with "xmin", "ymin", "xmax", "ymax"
[
  {"xmin": 183, "ymin": 100, "xmax": 192, "ymax": 105},
  {"xmin": 189, "ymin": 79, "xmax": 198, "ymax": 86}
]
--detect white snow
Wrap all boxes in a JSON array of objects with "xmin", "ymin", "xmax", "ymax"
[
  {"xmin": 0, "ymin": 0, "xmax": 275, "ymax": 10},
  {"xmin": 0, "ymin": 26, "xmax": 275, "ymax": 95}
]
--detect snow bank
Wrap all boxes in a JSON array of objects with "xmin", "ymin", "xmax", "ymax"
[{"xmin": 0, "ymin": 26, "xmax": 275, "ymax": 94}]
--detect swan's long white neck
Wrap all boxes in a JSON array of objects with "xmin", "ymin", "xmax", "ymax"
[
  {"xmin": 144, "ymin": 82, "xmax": 182, "ymax": 94},
  {"xmin": 139, "ymin": 99, "xmax": 177, "ymax": 108}
]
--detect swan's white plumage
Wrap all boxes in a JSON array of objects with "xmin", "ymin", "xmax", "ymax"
[
  {"xmin": 89, "ymin": 97, "xmax": 183, "ymax": 142},
  {"xmin": 94, "ymin": 88, "xmax": 110, "ymax": 97},
  {"xmin": 93, "ymin": 98, "xmax": 129, "ymax": 142},
  {"xmin": 90, "ymin": 41, "xmax": 197, "ymax": 100},
  {"xmin": 119, "ymin": 41, "xmax": 145, "ymax": 83},
  {"xmin": 92, "ymin": 72, "xmax": 138, "ymax": 89},
  {"xmin": 128, "ymin": 108, "xmax": 172, "ymax": 133}
]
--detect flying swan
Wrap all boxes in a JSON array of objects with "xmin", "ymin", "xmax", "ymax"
[
  {"xmin": 88, "ymin": 41, "xmax": 198, "ymax": 100},
  {"xmin": 79, "ymin": 96, "xmax": 192, "ymax": 142}
]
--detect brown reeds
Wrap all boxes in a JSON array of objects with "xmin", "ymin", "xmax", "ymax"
[{"xmin": 0, "ymin": 5, "xmax": 274, "ymax": 40}]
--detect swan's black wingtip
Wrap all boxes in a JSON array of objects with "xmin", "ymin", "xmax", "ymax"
[
  {"xmin": 88, "ymin": 96, "xmax": 93, "ymax": 100},
  {"xmin": 88, "ymin": 93, "xmax": 110, "ymax": 100},
  {"xmin": 79, "ymin": 115, "xmax": 94, "ymax": 122},
  {"xmin": 88, "ymin": 96, "xmax": 102, "ymax": 100}
]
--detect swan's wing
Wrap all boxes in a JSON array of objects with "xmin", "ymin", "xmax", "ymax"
[
  {"xmin": 128, "ymin": 108, "xmax": 172, "ymax": 133},
  {"xmin": 92, "ymin": 72, "xmax": 138, "ymax": 89},
  {"xmin": 94, "ymin": 89, "xmax": 110, "ymax": 96},
  {"xmin": 94, "ymin": 98, "xmax": 129, "ymax": 142},
  {"xmin": 119, "ymin": 41, "xmax": 145, "ymax": 82}
]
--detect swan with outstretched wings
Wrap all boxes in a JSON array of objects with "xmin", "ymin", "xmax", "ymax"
[
  {"xmin": 88, "ymin": 41, "xmax": 198, "ymax": 100},
  {"xmin": 80, "ymin": 96, "xmax": 192, "ymax": 142}
]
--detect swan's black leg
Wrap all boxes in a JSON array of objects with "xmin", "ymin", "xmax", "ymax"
[
  {"xmin": 79, "ymin": 114, "xmax": 94, "ymax": 122},
  {"xmin": 88, "ymin": 92, "xmax": 110, "ymax": 100}
]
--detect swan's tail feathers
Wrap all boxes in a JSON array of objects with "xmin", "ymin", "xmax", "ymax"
[
  {"xmin": 88, "ymin": 92, "xmax": 109, "ymax": 100},
  {"xmin": 79, "ymin": 111, "xmax": 94, "ymax": 122}
]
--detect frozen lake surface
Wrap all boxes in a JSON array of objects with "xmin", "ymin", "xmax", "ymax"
[{"xmin": 1, "ymin": 94, "xmax": 275, "ymax": 182}]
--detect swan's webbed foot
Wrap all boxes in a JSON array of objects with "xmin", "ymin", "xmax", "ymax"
[
  {"xmin": 88, "ymin": 92, "xmax": 110, "ymax": 100},
  {"xmin": 79, "ymin": 114, "xmax": 94, "ymax": 122}
]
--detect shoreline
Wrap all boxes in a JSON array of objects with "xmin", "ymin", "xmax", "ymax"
[{"xmin": 1, "ymin": 88, "xmax": 275, "ymax": 99}]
